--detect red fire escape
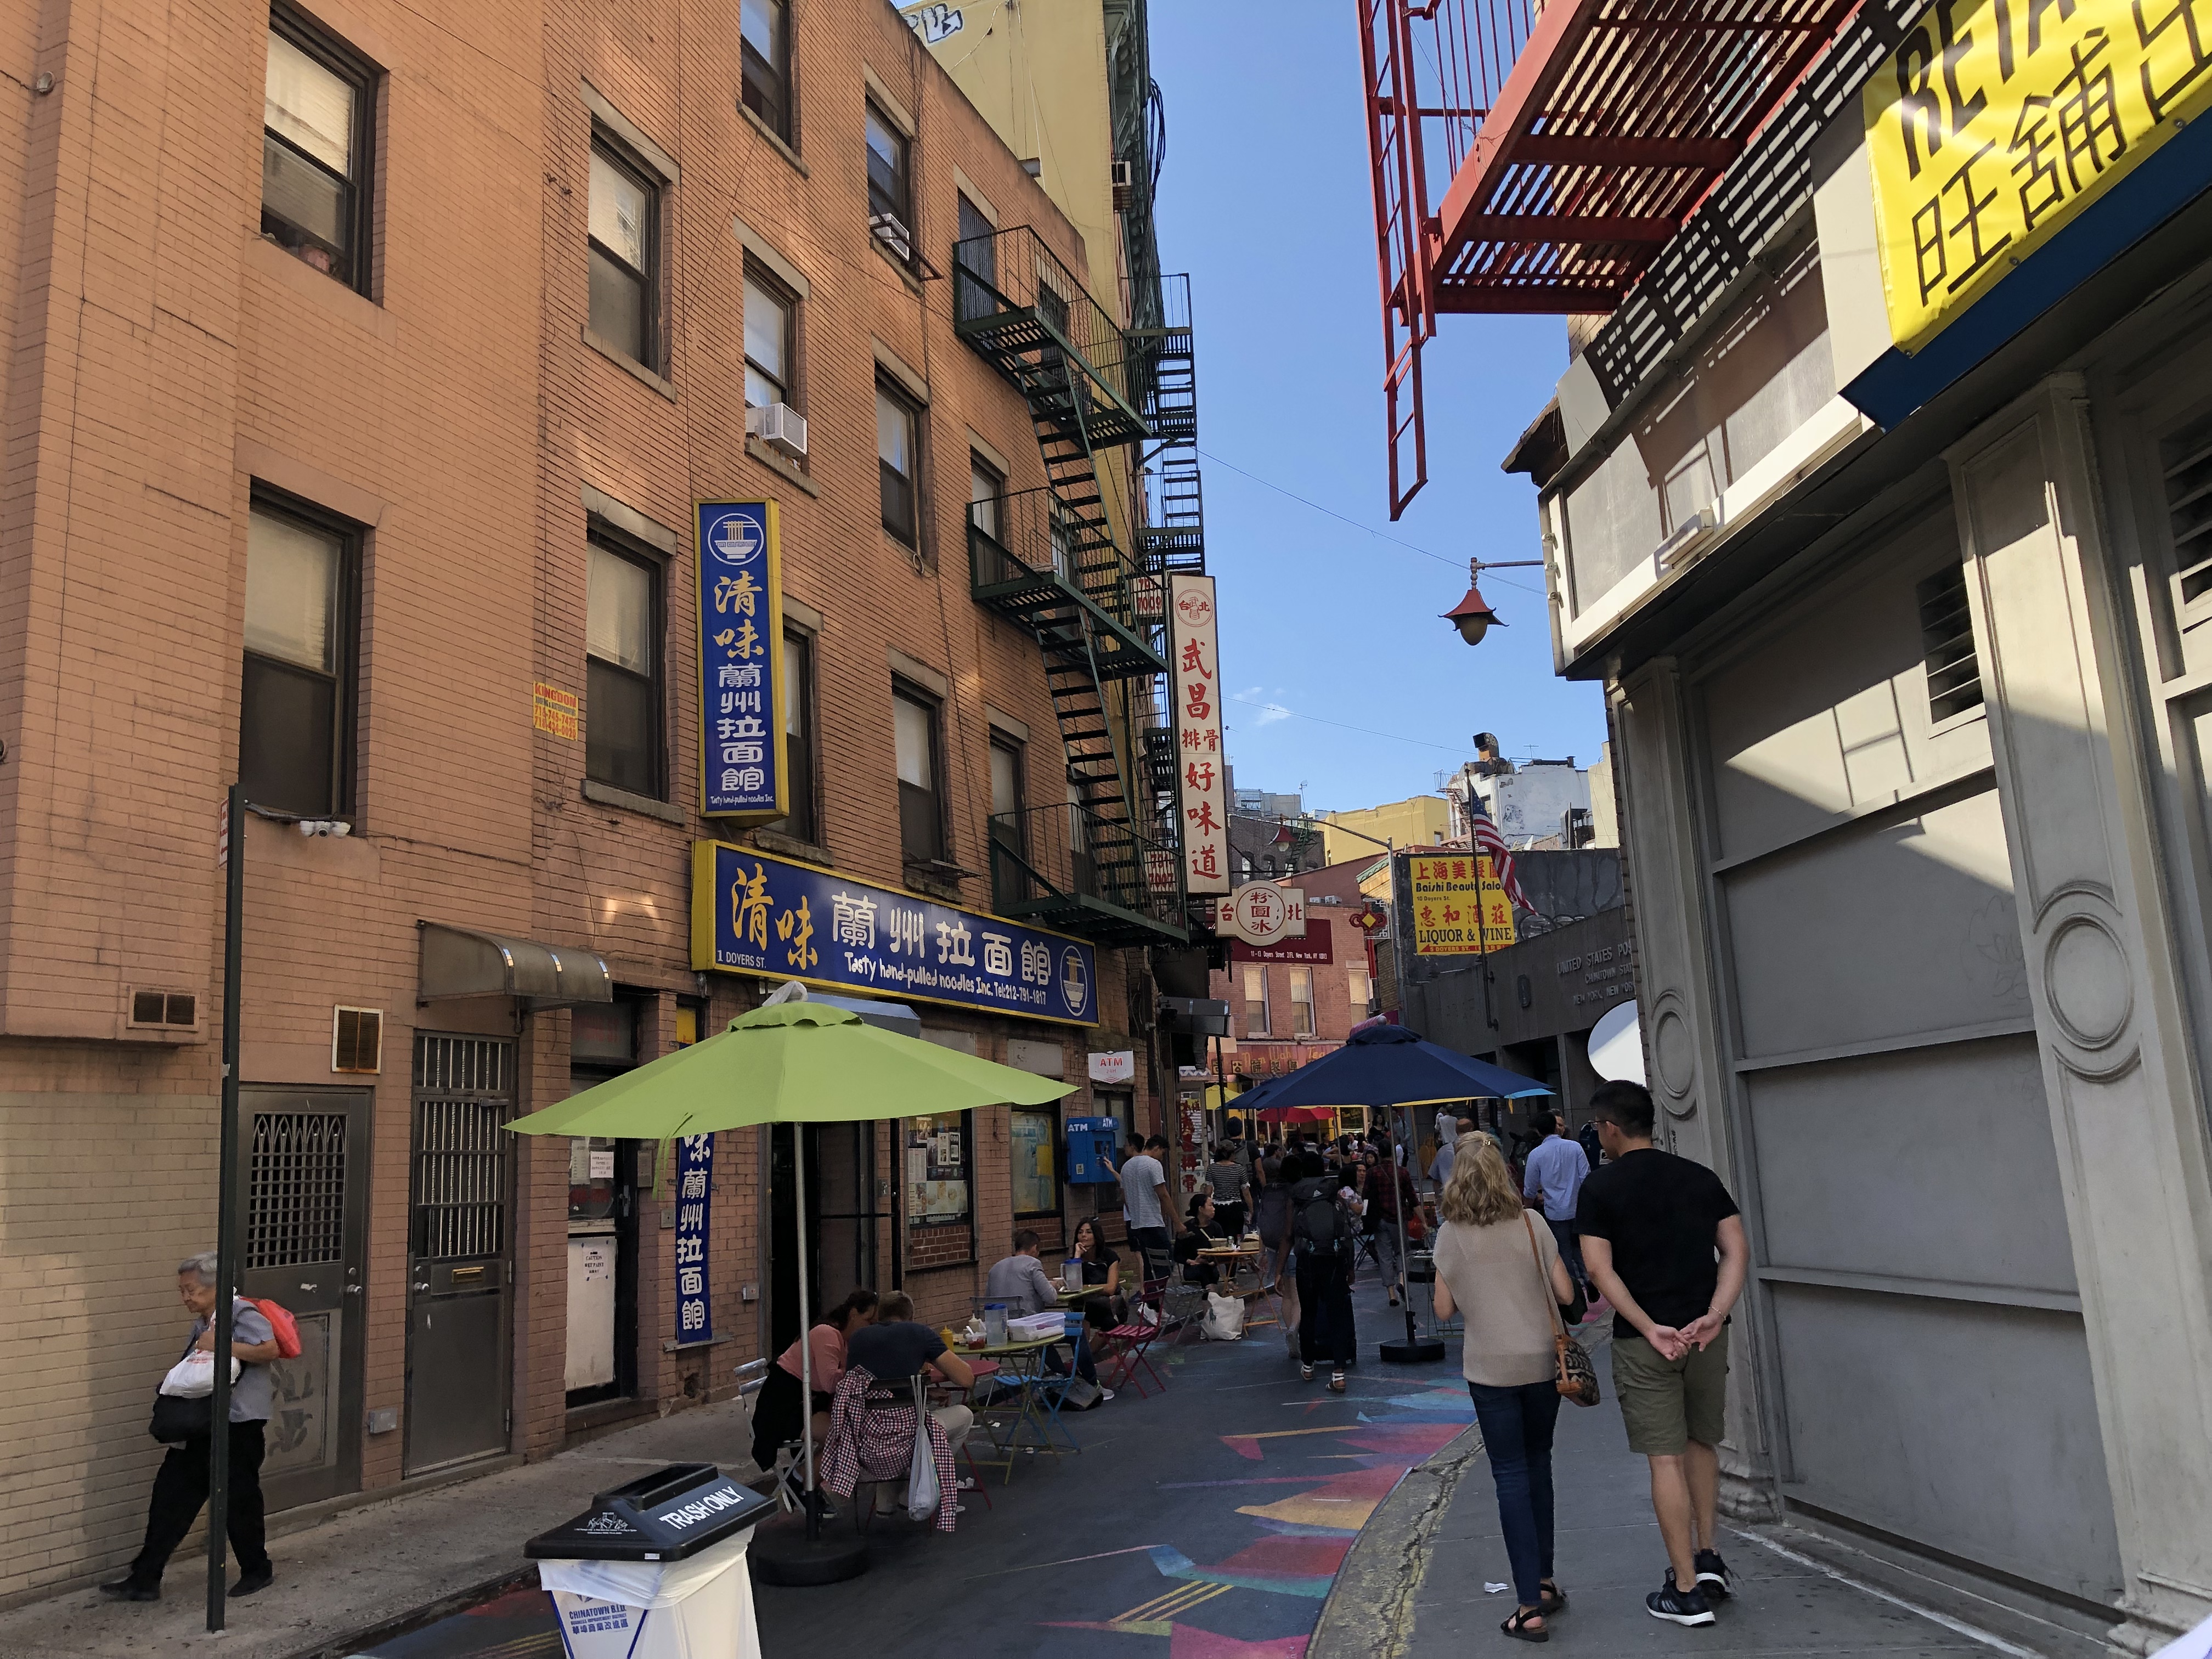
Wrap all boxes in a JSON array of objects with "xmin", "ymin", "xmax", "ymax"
[{"xmin": 1359, "ymin": 0, "xmax": 1862, "ymax": 517}]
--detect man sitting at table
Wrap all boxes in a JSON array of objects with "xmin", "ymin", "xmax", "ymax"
[
  {"xmin": 845, "ymin": 1293, "xmax": 974, "ymax": 1451},
  {"xmin": 987, "ymin": 1229, "xmax": 1111, "ymax": 1398},
  {"xmin": 985, "ymin": 1229, "xmax": 1060, "ymax": 1316}
]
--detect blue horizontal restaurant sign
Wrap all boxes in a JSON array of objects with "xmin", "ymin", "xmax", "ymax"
[{"xmin": 690, "ymin": 841, "xmax": 1099, "ymax": 1026}]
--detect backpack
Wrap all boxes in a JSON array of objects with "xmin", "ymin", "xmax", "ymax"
[
  {"xmin": 1291, "ymin": 1180, "xmax": 1348, "ymax": 1257},
  {"xmin": 250, "ymin": 1298, "xmax": 302, "ymax": 1361}
]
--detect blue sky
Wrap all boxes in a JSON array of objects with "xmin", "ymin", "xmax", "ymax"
[{"xmin": 1147, "ymin": 0, "xmax": 1609, "ymax": 815}]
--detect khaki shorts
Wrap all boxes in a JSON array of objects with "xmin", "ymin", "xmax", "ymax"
[{"xmin": 1611, "ymin": 1326, "xmax": 1729, "ymax": 1456}]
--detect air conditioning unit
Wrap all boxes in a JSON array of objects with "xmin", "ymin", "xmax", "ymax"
[
  {"xmin": 868, "ymin": 212, "xmax": 913, "ymax": 263},
  {"xmin": 746, "ymin": 400, "xmax": 809, "ymax": 460},
  {"xmin": 1111, "ymin": 157, "xmax": 1134, "ymax": 212}
]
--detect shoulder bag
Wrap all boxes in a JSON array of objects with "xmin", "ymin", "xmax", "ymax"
[{"xmin": 1522, "ymin": 1212, "xmax": 1600, "ymax": 1407}]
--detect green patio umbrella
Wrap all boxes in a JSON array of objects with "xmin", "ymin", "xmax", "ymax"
[{"xmin": 506, "ymin": 992, "xmax": 1074, "ymax": 1578}]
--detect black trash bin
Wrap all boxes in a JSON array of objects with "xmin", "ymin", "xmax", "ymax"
[{"xmin": 527, "ymin": 1463, "xmax": 772, "ymax": 1657}]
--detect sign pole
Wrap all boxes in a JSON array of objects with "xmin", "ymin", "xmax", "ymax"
[{"xmin": 208, "ymin": 784, "xmax": 244, "ymax": 1631}]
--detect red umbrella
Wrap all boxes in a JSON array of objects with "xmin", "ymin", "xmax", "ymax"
[{"xmin": 1255, "ymin": 1104, "xmax": 1335, "ymax": 1123}]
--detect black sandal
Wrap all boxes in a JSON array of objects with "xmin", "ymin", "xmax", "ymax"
[
  {"xmin": 1501, "ymin": 1607, "xmax": 1549, "ymax": 1643},
  {"xmin": 1539, "ymin": 1581, "xmax": 1568, "ymax": 1614}
]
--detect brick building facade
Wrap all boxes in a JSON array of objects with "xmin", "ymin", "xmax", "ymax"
[{"xmin": 0, "ymin": 0, "xmax": 1173, "ymax": 1601}]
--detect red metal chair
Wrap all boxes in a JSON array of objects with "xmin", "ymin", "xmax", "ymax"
[{"xmin": 1099, "ymin": 1276, "xmax": 1171, "ymax": 1399}]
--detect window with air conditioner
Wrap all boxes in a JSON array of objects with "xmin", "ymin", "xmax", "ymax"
[
  {"xmin": 743, "ymin": 268, "xmax": 806, "ymax": 459},
  {"xmin": 865, "ymin": 102, "xmax": 913, "ymax": 265}
]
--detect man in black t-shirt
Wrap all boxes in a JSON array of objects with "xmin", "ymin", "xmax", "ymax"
[
  {"xmin": 845, "ymin": 1293, "xmax": 975, "ymax": 1451},
  {"xmin": 1576, "ymin": 1081, "xmax": 1748, "ymax": 1629}
]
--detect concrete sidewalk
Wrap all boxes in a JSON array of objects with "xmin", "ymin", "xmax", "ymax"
[
  {"xmin": 1317, "ymin": 1325, "xmax": 2114, "ymax": 1659},
  {"xmin": 0, "ymin": 1401, "xmax": 765, "ymax": 1659}
]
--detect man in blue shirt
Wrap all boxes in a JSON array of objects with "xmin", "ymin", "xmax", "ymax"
[{"xmin": 1522, "ymin": 1111, "xmax": 1591, "ymax": 1294}]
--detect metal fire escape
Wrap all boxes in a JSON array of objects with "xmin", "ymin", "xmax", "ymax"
[
  {"xmin": 1130, "ymin": 273, "xmax": 1205, "ymax": 832},
  {"xmin": 1359, "ymin": 0, "xmax": 1861, "ymax": 517},
  {"xmin": 955, "ymin": 227, "xmax": 1187, "ymax": 945}
]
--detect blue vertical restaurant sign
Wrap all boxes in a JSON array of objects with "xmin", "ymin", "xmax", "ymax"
[
  {"xmin": 674, "ymin": 1133, "xmax": 714, "ymax": 1343},
  {"xmin": 691, "ymin": 841, "xmax": 1099, "ymax": 1025},
  {"xmin": 696, "ymin": 500, "xmax": 786, "ymax": 821}
]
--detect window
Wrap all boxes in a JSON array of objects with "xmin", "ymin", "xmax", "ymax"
[
  {"xmin": 906, "ymin": 1112, "xmax": 970, "ymax": 1228},
  {"xmin": 1243, "ymin": 965, "xmax": 1269, "ymax": 1037},
  {"xmin": 743, "ymin": 269, "xmax": 794, "ymax": 409},
  {"xmin": 588, "ymin": 138, "xmax": 657, "ymax": 365},
  {"xmin": 1289, "ymin": 967, "xmax": 1316, "ymax": 1036},
  {"xmin": 893, "ymin": 684, "xmax": 944, "ymax": 864},
  {"xmin": 865, "ymin": 101, "xmax": 913, "ymax": 263},
  {"xmin": 989, "ymin": 736, "xmax": 1024, "ymax": 892},
  {"xmin": 1010, "ymin": 1107, "xmax": 1059, "ymax": 1216},
  {"xmin": 242, "ymin": 496, "xmax": 356, "ymax": 817},
  {"xmin": 771, "ymin": 629, "xmax": 819, "ymax": 844},
  {"xmin": 1348, "ymin": 966, "xmax": 1373, "ymax": 1011},
  {"xmin": 1915, "ymin": 564, "xmax": 1983, "ymax": 723},
  {"xmin": 878, "ymin": 382, "xmax": 920, "ymax": 546},
  {"xmin": 968, "ymin": 456, "xmax": 1002, "ymax": 544},
  {"xmin": 739, "ymin": 0, "xmax": 791, "ymax": 142},
  {"xmin": 955, "ymin": 193, "xmax": 996, "ymax": 321},
  {"xmin": 586, "ymin": 535, "xmax": 662, "ymax": 797},
  {"xmin": 262, "ymin": 13, "xmax": 374, "ymax": 291}
]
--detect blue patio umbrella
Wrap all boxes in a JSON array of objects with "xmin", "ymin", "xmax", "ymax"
[{"xmin": 1251, "ymin": 1024, "xmax": 1551, "ymax": 1362}]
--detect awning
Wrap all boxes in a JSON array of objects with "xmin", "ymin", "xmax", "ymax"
[{"xmin": 417, "ymin": 922, "xmax": 613, "ymax": 1007}]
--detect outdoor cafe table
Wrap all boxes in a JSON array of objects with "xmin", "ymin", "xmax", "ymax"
[{"xmin": 957, "ymin": 1333, "xmax": 1075, "ymax": 1484}]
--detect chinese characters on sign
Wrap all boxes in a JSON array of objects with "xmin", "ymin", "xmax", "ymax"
[
  {"xmin": 532, "ymin": 681, "xmax": 579, "ymax": 740},
  {"xmin": 1170, "ymin": 574, "xmax": 1228, "ymax": 895},
  {"xmin": 1408, "ymin": 854, "xmax": 1519, "ymax": 955},
  {"xmin": 696, "ymin": 501, "xmax": 786, "ymax": 820},
  {"xmin": 691, "ymin": 841, "xmax": 1099, "ymax": 1024},
  {"xmin": 673, "ymin": 1133, "xmax": 713, "ymax": 1344},
  {"xmin": 1865, "ymin": 0, "xmax": 2212, "ymax": 354}
]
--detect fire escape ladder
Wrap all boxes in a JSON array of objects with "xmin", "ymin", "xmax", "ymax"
[{"xmin": 954, "ymin": 225, "xmax": 1184, "ymax": 944}]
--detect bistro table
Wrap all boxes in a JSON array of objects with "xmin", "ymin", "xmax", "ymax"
[
  {"xmin": 1198, "ymin": 1241, "xmax": 1276, "ymax": 1328},
  {"xmin": 957, "ymin": 1333, "xmax": 1075, "ymax": 1483}
]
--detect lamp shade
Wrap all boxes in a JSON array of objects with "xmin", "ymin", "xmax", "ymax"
[{"xmin": 1443, "ymin": 583, "xmax": 1505, "ymax": 647}]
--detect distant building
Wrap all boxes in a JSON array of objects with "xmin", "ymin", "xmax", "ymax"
[
  {"xmin": 1316, "ymin": 794, "xmax": 1453, "ymax": 865},
  {"xmin": 1443, "ymin": 732, "xmax": 1607, "ymax": 849}
]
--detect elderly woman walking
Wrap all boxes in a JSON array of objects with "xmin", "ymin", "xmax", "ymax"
[
  {"xmin": 103, "ymin": 1252, "xmax": 280, "ymax": 1602},
  {"xmin": 1431, "ymin": 1137, "xmax": 1585, "ymax": 1643}
]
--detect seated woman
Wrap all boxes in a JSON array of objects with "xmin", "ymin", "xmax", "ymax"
[
  {"xmin": 1172, "ymin": 1190, "xmax": 1229, "ymax": 1286},
  {"xmin": 749, "ymin": 1288, "xmax": 878, "ymax": 1508}
]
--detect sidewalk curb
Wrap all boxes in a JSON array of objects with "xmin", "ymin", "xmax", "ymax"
[
  {"xmin": 1308, "ymin": 1422, "xmax": 1486, "ymax": 1659},
  {"xmin": 276, "ymin": 1565, "xmax": 538, "ymax": 1659}
]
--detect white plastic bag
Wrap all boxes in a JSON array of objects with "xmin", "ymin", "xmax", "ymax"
[
  {"xmin": 1202, "ymin": 1291, "xmax": 1245, "ymax": 1341},
  {"xmin": 159, "ymin": 1351, "xmax": 241, "ymax": 1400},
  {"xmin": 905, "ymin": 1408, "xmax": 940, "ymax": 1522}
]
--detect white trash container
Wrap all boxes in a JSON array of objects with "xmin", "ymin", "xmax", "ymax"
[{"xmin": 527, "ymin": 1463, "xmax": 773, "ymax": 1659}]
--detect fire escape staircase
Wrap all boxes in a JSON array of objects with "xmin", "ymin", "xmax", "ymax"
[{"xmin": 953, "ymin": 226, "xmax": 1186, "ymax": 946}]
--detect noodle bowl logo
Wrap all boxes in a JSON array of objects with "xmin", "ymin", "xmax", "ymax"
[{"xmin": 707, "ymin": 510, "xmax": 764, "ymax": 567}]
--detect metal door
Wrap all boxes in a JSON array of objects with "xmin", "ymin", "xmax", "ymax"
[
  {"xmin": 769, "ymin": 1122, "xmax": 881, "ymax": 1352},
  {"xmin": 404, "ymin": 1034, "xmax": 515, "ymax": 1476},
  {"xmin": 240, "ymin": 1088, "xmax": 370, "ymax": 1510}
]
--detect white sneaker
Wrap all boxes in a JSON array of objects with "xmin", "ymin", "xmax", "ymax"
[{"xmin": 1099, "ymin": 1389, "xmax": 1116, "ymax": 1401}]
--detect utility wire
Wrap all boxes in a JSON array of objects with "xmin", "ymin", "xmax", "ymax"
[
  {"xmin": 1227, "ymin": 694, "xmax": 1466, "ymax": 755},
  {"xmin": 1195, "ymin": 447, "xmax": 1548, "ymax": 597}
]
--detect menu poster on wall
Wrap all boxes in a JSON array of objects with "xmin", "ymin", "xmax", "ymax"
[{"xmin": 906, "ymin": 1114, "xmax": 970, "ymax": 1227}]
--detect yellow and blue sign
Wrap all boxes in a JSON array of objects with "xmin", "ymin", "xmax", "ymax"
[
  {"xmin": 696, "ymin": 500, "xmax": 786, "ymax": 821},
  {"xmin": 1849, "ymin": 0, "xmax": 2212, "ymax": 423},
  {"xmin": 690, "ymin": 841, "xmax": 1100, "ymax": 1025}
]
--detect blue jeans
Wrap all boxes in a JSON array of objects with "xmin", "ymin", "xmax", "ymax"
[{"xmin": 1468, "ymin": 1380, "xmax": 1561, "ymax": 1608}]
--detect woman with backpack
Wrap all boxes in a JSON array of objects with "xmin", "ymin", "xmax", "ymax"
[{"xmin": 1289, "ymin": 1154, "xmax": 1364, "ymax": 1392}]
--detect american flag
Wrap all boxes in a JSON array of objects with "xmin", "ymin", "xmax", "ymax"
[{"xmin": 1467, "ymin": 796, "xmax": 1534, "ymax": 915}]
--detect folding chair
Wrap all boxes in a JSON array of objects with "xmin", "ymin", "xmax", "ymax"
[
  {"xmin": 1099, "ymin": 1277, "xmax": 1171, "ymax": 1398},
  {"xmin": 733, "ymin": 1357, "xmax": 805, "ymax": 1515}
]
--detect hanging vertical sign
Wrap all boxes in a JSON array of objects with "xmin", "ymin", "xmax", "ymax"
[
  {"xmin": 696, "ymin": 500, "xmax": 786, "ymax": 820},
  {"xmin": 673, "ymin": 1132, "xmax": 714, "ymax": 1343},
  {"xmin": 1170, "ymin": 573, "xmax": 1228, "ymax": 895}
]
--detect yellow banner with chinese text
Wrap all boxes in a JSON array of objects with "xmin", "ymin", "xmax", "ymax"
[
  {"xmin": 1865, "ymin": 0, "xmax": 2212, "ymax": 356},
  {"xmin": 1409, "ymin": 854, "xmax": 1517, "ymax": 955}
]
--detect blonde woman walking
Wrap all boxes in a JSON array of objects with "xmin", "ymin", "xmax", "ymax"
[{"xmin": 1431, "ymin": 1136, "xmax": 1584, "ymax": 1643}]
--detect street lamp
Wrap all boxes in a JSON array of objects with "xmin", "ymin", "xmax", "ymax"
[{"xmin": 1441, "ymin": 555, "xmax": 1542, "ymax": 647}]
